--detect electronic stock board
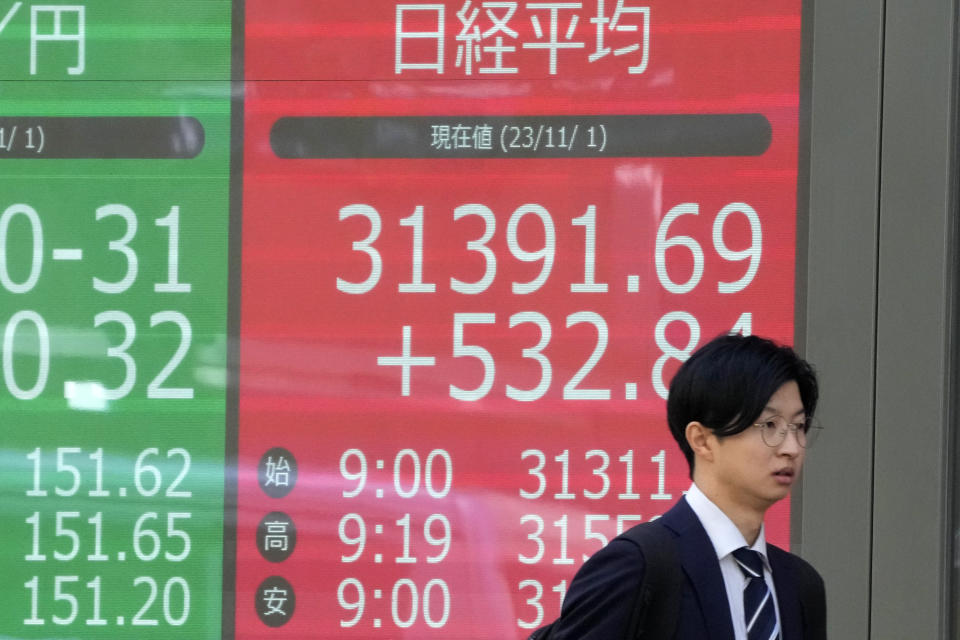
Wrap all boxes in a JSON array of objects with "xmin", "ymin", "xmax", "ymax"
[{"xmin": 0, "ymin": 1, "xmax": 806, "ymax": 637}]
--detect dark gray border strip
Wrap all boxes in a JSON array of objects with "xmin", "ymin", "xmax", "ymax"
[
  {"xmin": 221, "ymin": 0, "xmax": 244, "ymax": 637},
  {"xmin": 790, "ymin": 0, "xmax": 815, "ymax": 555}
]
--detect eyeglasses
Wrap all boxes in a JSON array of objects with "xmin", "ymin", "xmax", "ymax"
[{"xmin": 752, "ymin": 415, "xmax": 821, "ymax": 448}]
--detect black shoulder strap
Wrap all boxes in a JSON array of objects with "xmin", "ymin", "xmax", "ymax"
[{"xmin": 620, "ymin": 522, "xmax": 682, "ymax": 640}]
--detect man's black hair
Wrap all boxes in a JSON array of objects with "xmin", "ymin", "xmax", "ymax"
[{"xmin": 666, "ymin": 333, "xmax": 818, "ymax": 477}]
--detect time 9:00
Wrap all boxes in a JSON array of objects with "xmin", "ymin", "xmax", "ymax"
[{"xmin": 340, "ymin": 448, "xmax": 453, "ymax": 499}]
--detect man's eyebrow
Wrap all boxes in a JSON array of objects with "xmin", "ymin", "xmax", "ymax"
[{"xmin": 762, "ymin": 406, "xmax": 807, "ymax": 418}]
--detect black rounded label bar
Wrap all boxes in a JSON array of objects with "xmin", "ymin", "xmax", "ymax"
[
  {"xmin": 0, "ymin": 117, "xmax": 205, "ymax": 159},
  {"xmin": 270, "ymin": 114, "xmax": 771, "ymax": 159}
]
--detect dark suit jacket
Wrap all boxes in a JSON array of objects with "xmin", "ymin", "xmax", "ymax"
[{"xmin": 551, "ymin": 498, "xmax": 826, "ymax": 639}]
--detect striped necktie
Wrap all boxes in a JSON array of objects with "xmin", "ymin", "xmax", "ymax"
[{"xmin": 732, "ymin": 547, "xmax": 780, "ymax": 640}]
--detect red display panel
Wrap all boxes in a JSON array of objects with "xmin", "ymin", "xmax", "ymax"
[{"xmin": 239, "ymin": 1, "xmax": 803, "ymax": 637}]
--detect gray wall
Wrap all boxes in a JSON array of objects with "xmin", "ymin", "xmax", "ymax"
[{"xmin": 801, "ymin": 0, "xmax": 958, "ymax": 637}]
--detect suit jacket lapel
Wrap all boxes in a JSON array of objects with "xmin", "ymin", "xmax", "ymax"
[
  {"xmin": 660, "ymin": 499, "xmax": 736, "ymax": 640},
  {"xmin": 770, "ymin": 546, "xmax": 802, "ymax": 640}
]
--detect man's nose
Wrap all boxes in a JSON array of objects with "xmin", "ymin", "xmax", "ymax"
[{"xmin": 778, "ymin": 427, "xmax": 802, "ymax": 455}]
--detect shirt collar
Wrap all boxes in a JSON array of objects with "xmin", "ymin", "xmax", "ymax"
[{"xmin": 685, "ymin": 482, "xmax": 770, "ymax": 569}]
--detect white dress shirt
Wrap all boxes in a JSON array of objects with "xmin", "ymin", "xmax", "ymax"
[{"xmin": 685, "ymin": 483, "xmax": 781, "ymax": 640}]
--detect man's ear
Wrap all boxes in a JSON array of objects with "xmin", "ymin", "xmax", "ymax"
[{"xmin": 685, "ymin": 421, "xmax": 715, "ymax": 464}]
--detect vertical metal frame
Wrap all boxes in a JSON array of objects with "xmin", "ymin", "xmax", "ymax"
[
  {"xmin": 802, "ymin": 0, "xmax": 959, "ymax": 637},
  {"xmin": 800, "ymin": 0, "xmax": 884, "ymax": 637},
  {"xmin": 872, "ymin": 0, "xmax": 958, "ymax": 636}
]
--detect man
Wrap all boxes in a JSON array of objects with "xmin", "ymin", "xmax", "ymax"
[{"xmin": 549, "ymin": 334, "xmax": 826, "ymax": 639}]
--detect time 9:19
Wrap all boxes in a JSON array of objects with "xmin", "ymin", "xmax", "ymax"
[{"xmin": 339, "ymin": 513, "xmax": 452, "ymax": 564}]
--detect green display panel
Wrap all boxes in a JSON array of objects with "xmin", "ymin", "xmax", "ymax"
[
  {"xmin": 0, "ymin": 1, "xmax": 230, "ymax": 80},
  {"xmin": 0, "ymin": 3, "xmax": 231, "ymax": 637}
]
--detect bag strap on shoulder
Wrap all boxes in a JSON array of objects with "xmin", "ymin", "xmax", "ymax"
[{"xmin": 620, "ymin": 521, "xmax": 682, "ymax": 640}]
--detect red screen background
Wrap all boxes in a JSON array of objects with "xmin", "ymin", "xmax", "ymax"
[{"xmin": 238, "ymin": 2, "xmax": 802, "ymax": 636}]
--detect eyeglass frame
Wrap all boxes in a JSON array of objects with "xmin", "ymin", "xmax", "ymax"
[{"xmin": 751, "ymin": 415, "xmax": 822, "ymax": 448}]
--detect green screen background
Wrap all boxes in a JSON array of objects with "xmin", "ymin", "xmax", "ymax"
[{"xmin": 0, "ymin": 2, "xmax": 231, "ymax": 637}]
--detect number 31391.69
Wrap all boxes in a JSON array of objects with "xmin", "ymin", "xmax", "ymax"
[{"xmin": 336, "ymin": 202, "xmax": 762, "ymax": 297}]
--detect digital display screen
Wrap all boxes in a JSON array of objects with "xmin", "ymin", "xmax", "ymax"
[{"xmin": 0, "ymin": 1, "xmax": 805, "ymax": 637}]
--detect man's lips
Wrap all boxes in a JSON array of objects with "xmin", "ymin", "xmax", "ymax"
[{"xmin": 773, "ymin": 468, "xmax": 795, "ymax": 484}]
